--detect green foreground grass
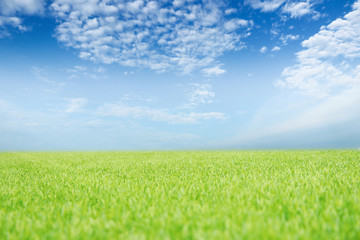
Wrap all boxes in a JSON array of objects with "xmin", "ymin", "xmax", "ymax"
[{"xmin": 0, "ymin": 151, "xmax": 359, "ymax": 239}]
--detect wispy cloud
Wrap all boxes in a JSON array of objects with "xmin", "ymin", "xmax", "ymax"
[
  {"xmin": 271, "ymin": 46, "xmax": 281, "ymax": 52},
  {"xmin": 270, "ymin": 87, "xmax": 360, "ymax": 133},
  {"xmin": 66, "ymin": 65, "xmax": 107, "ymax": 79},
  {"xmin": 0, "ymin": 16, "xmax": 25, "ymax": 37},
  {"xmin": 32, "ymin": 66, "xmax": 66, "ymax": 88},
  {"xmin": 97, "ymin": 102, "xmax": 226, "ymax": 124},
  {"xmin": 66, "ymin": 98, "xmax": 87, "ymax": 113},
  {"xmin": 51, "ymin": 0, "xmax": 252, "ymax": 74},
  {"xmin": 185, "ymin": 83, "xmax": 216, "ymax": 107}
]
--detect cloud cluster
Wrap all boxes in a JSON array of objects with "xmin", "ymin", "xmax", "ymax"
[
  {"xmin": 0, "ymin": 0, "xmax": 44, "ymax": 36},
  {"xmin": 97, "ymin": 102, "xmax": 226, "ymax": 124},
  {"xmin": 246, "ymin": 0, "xmax": 319, "ymax": 19},
  {"xmin": 280, "ymin": 34, "xmax": 299, "ymax": 44},
  {"xmin": 278, "ymin": 0, "xmax": 360, "ymax": 97},
  {"xmin": 202, "ymin": 65, "xmax": 226, "ymax": 76},
  {"xmin": 51, "ymin": 0, "xmax": 252, "ymax": 74},
  {"xmin": 0, "ymin": 16, "xmax": 23, "ymax": 33},
  {"xmin": 186, "ymin": 83, "xmax": 215, "ymax": 107},
  {"xmin": 271, "ymin": 46, "xmax": 281, "ymax": 52},
  {"xmin": 0, "ymin": 16, "xmax": 25, "ymax": 37},
  {"xmin": 282, "ymin": 1, "xmax": 318, "ymax": 19}
]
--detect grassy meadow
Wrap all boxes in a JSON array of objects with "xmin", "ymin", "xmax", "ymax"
[{"xmin": 0, "ymin": 150, "xmax": 359, "ymax": 239}]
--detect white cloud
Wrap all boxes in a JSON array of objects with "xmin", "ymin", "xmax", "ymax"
[
  {"xmin": 51, "ymin": 0, "xmax": 252, "ymax": 74},
  {"xmin": 186, "ymin": 83, "xmax": 215, "ymax": 107},
  {"xmin": 0, "ymin": 0, "xmax": 44, "ymax": 15},
  {"xmin": 0, "ymin": 99, "xmax": 40, "ymax": 130},
  {"xmin": 282, "ymin": 1, "xmax": 319, "ymax": 19},
  {"xmin": 223, "ymin": 90, "xmax": 360, "ymax": 149},
  {"xmin": 246, "ymin": 0, "xmax": 320, "ymax": 19},
  {"xmin": 0, "ymin": 16, "xmax": 25, "ymax": 36},
  {"xmin": 202, "ymin": 65, "xmax": 226, "ymax": 76},
  {"xmin": 97, "ymin": 102, "xmax": 226, "ymax": 124},
  {"xmin": 278, "ymin": 0, "xmax": 360, "ymax": 97},
  {"xmin": 260, "ymin": 46, "xmax": 268, "ymax": 53},
  {"xmin": 66, "ymin": 98, "xmax": 87, "ymax": 113},
  {"xmin": 0, "ymin": 0, "xmax": 44, "ymax": 37},
  {"xmin": 224, "ymin": 18, "xmax": 253, "ymax": 31},
  {"xmin": 271, "ymin": 46, "xmax": 281, "ymax": 51},
  {"xmin": 245, "ymin": 0, "xmax": 286, "ymax": 12},
  {"xmin": 280, "ymin": 34, "xmax": 299, "ymax": 45},
  {"xmin": 225, "ymin": 8, "xmax": 237, "ymax": 15},
  {"xmin": 0, "ymin": 16, "xmax": 21, "ymax": 26}
]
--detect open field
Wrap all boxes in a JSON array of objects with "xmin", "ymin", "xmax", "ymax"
[{"xmin": 0, "ymin": 151, "xmax": 360, "ymax": 239}]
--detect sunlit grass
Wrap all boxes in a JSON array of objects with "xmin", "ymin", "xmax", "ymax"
[{"xmin": 1, "ymin": 151, "xmax": 359, "ymax": 239}]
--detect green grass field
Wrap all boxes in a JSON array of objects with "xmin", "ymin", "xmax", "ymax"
[{"xmin": 1, "ymin": 151, "xmax": 359, "ymax": 239}]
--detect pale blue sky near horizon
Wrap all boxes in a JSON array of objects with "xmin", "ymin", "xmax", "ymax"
[{"xmin": 0, "ymin": 0, "xmax": 359, "ymax": 150}]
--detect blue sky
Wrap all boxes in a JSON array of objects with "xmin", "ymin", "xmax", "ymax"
[{"xmin": 0, "ymin": 0, "xmax": 359, "ymax": 150}]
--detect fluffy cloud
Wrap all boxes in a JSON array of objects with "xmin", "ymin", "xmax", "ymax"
[
  {"xmin": 282, "ymin": 1, "xmax": 318, "ymax": 19},
  {"xmin": 0, "ymin": 17, "xmax": 25, "ymax": 38},
  {"xmin": 0, "ymin": 16, "xmax": 24, "ymax": 33},
  {"xmin": 245, "ymin": 0, "xmax": 286, "ymax": 12},
  {"xmin": 278, "ymin": 0, "xmax": 360, "ymax": 97},
  {"xmin": 51, "ymin": 0, "xmax": 252, "ymax": 74},
  {"xmin": 202, "ymin": 65, "xmax": 226, "ymax": 76},
  {"xmin": 272, "ymin": 87, "xmax": 360, "ymax": 133},
  {"xmin": 0, "ymin": 0, "xmax": 44, "ymax": 15},
  {"xmin": 0, "ymin": 0, "xmax": 44, "ymax": 36},
  {"xmin": 260, "ymin": 46, "xmax": 268, "ymax": 53},
  {"xmin": 271, "ymin": 46, "xmax": 281, "ymax": 51},
  {"xmin": 246, "ymin": 0, "xmax": 319, "ymax": 18},
  {"xmin": 97, "ymin": 102, "xmax": 226, "ymax": 124}
]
